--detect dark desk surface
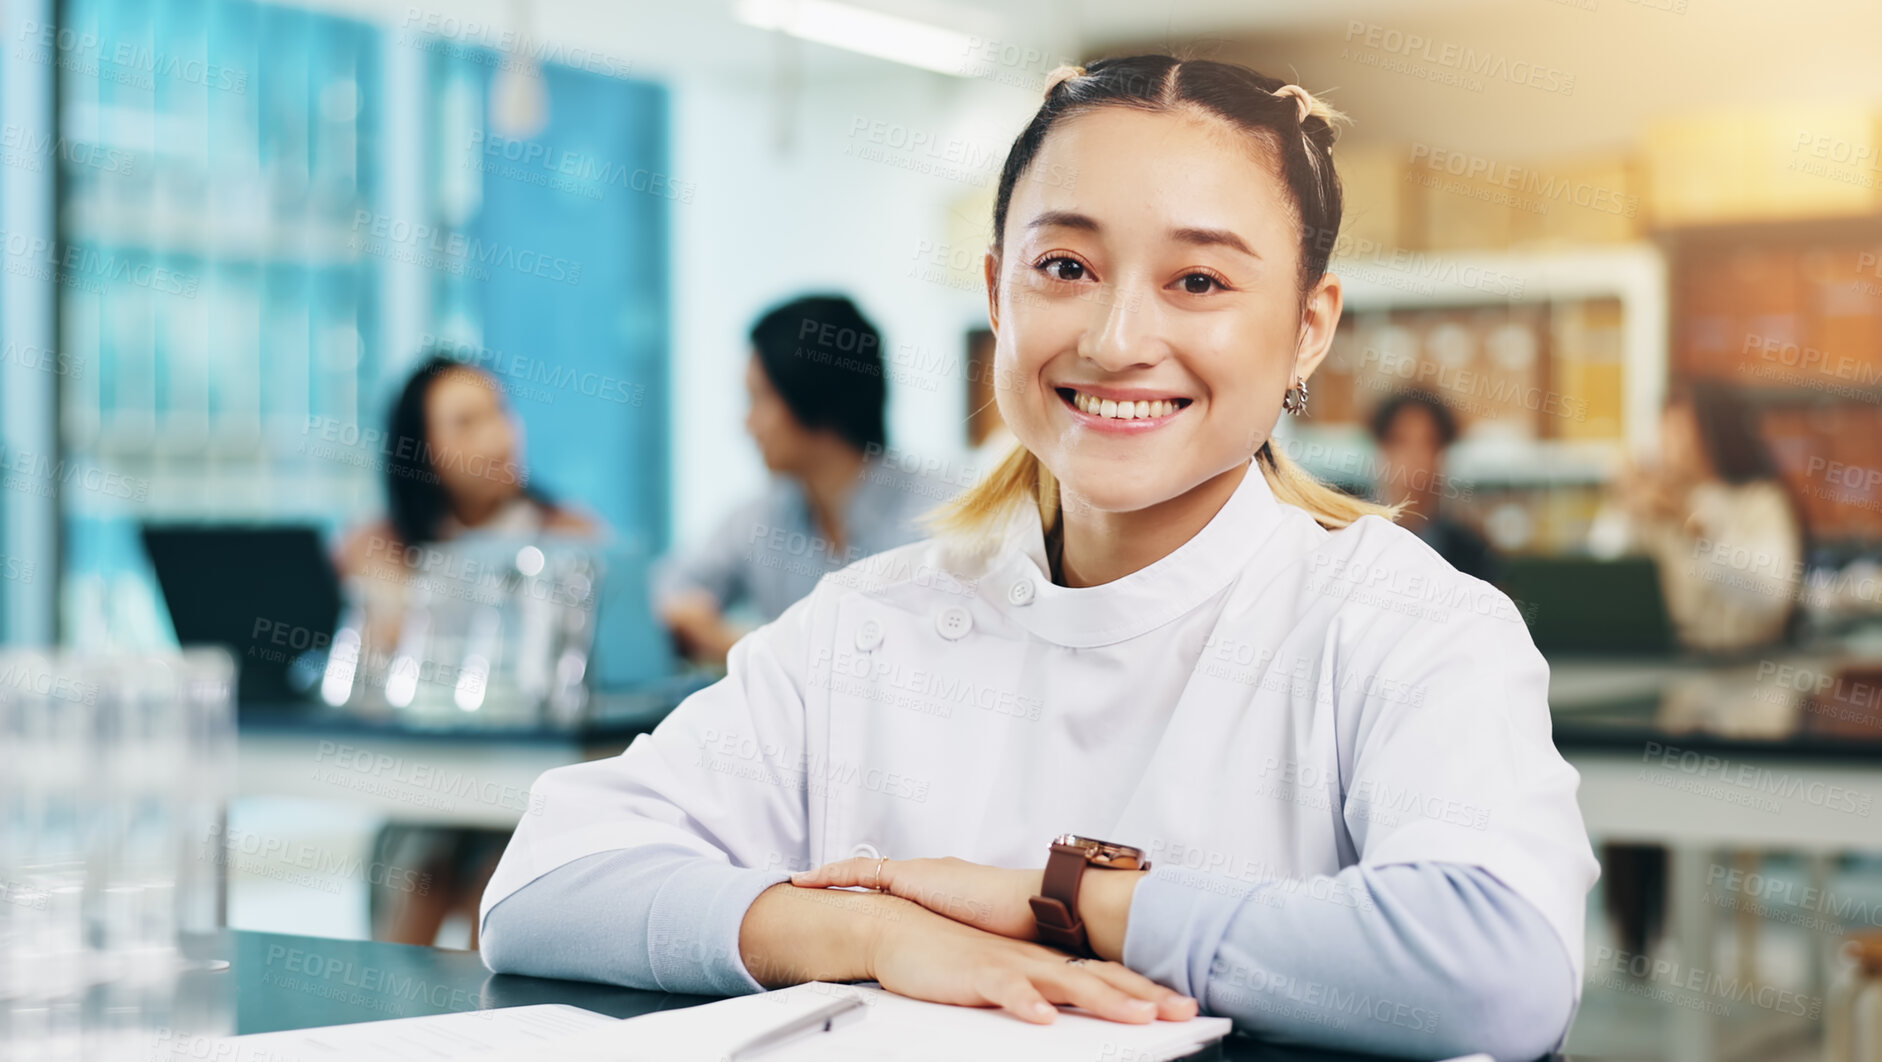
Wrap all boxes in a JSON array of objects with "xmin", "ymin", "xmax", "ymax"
[
  {"xmin": 209, "ymin": 929, "xmax": 1536, "ymax": 1062},
  {"xmin": 1546, "ymin": 653, "xmax": 1882, "ymax": 762}
]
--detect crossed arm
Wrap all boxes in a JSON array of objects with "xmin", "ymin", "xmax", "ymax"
[{"xmin": 482, "ymin": 848, "xmax": 1574, "ymax": 1061}]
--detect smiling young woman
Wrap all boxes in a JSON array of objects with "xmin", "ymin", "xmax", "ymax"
[{"xmin": 478, "ymin": 56, "xmax": 1597, "ymax": 1061}]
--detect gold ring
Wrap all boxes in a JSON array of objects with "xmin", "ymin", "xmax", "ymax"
[{"xmin": 870, "ymin": 857, "xmax": 888, "ymax": 892}]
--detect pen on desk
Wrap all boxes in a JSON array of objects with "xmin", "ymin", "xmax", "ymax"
[{"xmin": 723, "ymin": 994, "xmax": 867, "ymax": 1061}]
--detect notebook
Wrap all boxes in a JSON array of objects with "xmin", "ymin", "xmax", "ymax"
[
  {"xmin": 458, "ymin": 982, "xmax": 1233, "ymax": 1062},
  {"xmin": 205, "ymin": 984, "xmax": 1231, "ymax": 1062}
]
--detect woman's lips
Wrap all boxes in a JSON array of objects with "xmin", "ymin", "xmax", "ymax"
[{"xmin": 1056, "ymin": 386, "xmax": 1191, "ymax": 433}]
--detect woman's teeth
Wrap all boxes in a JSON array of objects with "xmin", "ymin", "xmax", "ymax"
[{"xmin": 1070, "ymin": 391, "xmax": 1181, "ymax": 420}]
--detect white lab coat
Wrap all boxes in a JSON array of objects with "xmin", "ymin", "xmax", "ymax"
[{"xmin": 483, "ymin": 460, "xmax": 1598, "ymax": 979}]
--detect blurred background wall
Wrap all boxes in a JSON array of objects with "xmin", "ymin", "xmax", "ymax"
[{"xmin": 7, "ymin": 0, "xmax": 1882, "ymax": 648}]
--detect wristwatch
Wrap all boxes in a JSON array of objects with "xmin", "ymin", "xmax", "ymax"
[{"xmin": 1029, "ymin": 834, "xmax": 1151, "ymax": 957}]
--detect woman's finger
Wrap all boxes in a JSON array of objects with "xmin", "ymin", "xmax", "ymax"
[
  {"xmin": 1041, "ymin": 963, "xmax": 1158, "ymax": 1024},
  {"xmin": 976, "ymin": 966, "xmax": 1059, "ymax": 1025},
  {"xmin": 789, "ymin": 856, "xmax": 898, "ymax": 891},
  {"xmin": 1079, "ymin": 960, "xmax": 1199, "ymax": 1021}
]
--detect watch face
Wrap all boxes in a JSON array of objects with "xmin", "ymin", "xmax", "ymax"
[{"xmin": 1054, "ymin": 834, "xmax": 1148, "ymax": 869}]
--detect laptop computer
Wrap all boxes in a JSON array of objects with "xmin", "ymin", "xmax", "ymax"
[{"xmin": 141, "ymin": 524, "xmax": 342, "ymax": 706}]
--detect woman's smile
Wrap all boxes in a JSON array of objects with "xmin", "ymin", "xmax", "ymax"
[{"xmin": 1054, "ymin": 385, "xmax": 1193, "ymax": 433}]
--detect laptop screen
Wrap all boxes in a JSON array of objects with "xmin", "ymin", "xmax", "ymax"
[{"xmin": 142, "ymin": 524, "xmax": 342, "ymax": 707}]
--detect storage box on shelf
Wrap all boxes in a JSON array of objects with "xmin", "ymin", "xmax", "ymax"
[
  {"xmin": 1332, "ymin": 142, "xmax": 1424, "ymax": 256},
  {"xmin": 1550, "ymin": 297, "xmax": 1626, "ymax": 441},
  {"xmin": 1645, "ymin": 108, "xmax": 1882, "ymax": 228},
  {"xmin": 1335, "ymin": 143, "xmax": 1645, "ymax": 255},
  {"xmin": 1508, "ymin": 155, "xmax": 1646, "ymax": 249}
]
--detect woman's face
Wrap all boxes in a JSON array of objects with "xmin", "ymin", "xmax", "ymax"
[
  {"xmin": 425, "ymin": 368, "xmax": 522, "ymax": 506},
  {"xmin": 1376, "ymin": 404, "xmax": 1446, "ymax": 508},
  {"xmin": 985, "ymin": 106, "xmax": 1339, "ymax": 516}
]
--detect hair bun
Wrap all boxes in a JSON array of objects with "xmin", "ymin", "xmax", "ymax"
[
  {"xmin": 1271, "ymin": 83, "xmax": 1350, "ymax": 135},
  {"xmin": 1270, "ymin": 84, "xmax": 1314, "ymax": 125},
  {"xmin": 1042, "ymin": 64, "xmax": 1086, "ymax": 97}
]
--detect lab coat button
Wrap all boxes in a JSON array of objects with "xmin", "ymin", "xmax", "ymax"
[
  {"xmin": 855, "ymin": 619, "xmax": 884, "ymax": 652},
  {"xmin": 1007, "ymin": 579, "xmax": 1035, "ymax": 606},
  {"xmin": 935, "ymin": 606, "xmax": 973, "ymax": 640}
]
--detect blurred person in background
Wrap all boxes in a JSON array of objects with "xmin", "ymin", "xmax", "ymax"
[
  {"xmin": 1368, "ymin": 388, "xmax": 1496, "ymax": 582},
  {"xmin": 1598, "ymin": 380, "xmax": 1804, "ymax": 652},
  {"xmin": 1594, "ymin": 381, "xmax": 1804, "ymax": 969},
  {"xmin": 336, "ymin": 353, "xmax": 602, "ymax": 947},
  {"xmin": 338, "ymin": 355, "xmax": 600, "ymax": 638},
  {"xmin": 655, "ymin": 294, "xmax": 936, "ymax": 665}
]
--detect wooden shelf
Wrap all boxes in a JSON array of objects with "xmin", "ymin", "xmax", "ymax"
[{"xmin": 1316, "ymin": 242, "xmax": 1670, "ymax": 460}]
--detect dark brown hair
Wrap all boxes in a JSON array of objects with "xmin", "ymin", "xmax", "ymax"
[
  {"xmin": 1370, "ymin": 389, "xmax": 1461, "ymax": 449},
  {"xmin": 990, "ymin": 55, "xmax": 1347, "ymax": 293},
  {"xmin": 1673, "ymin": 381, "xmax": 1777, "ymax": 485}
]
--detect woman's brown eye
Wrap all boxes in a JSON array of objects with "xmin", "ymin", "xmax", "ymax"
[
  {"xmin": 1044, "ymin": 258, "xmax": 1085, "ymax": 281},
  {"xmin": 1182, "ymin": 273, "xmax": 1216, "ymax": 294}
]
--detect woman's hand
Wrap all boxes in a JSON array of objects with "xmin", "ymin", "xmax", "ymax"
[
  {"xmin": 862, "ymin": 897, "xmax": 1197, "ymax": 1026},
  {"xmin": 791, "ymin": 855, "xmax": 1145, "ymax": 962},
  {"xmin": 790, "ymin": 856, "xmax": 1042, "ymax": 939},
  {"xmin": 1615, "ymin": 459, "xmax": 1690, "ymax": 523}
]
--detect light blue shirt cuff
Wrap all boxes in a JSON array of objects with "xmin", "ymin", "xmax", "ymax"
[
  {"xmin": 646, "ymin": 856, "xmax": 792, "ymax": 994},
  {"xmin": 481, "ymin": 847, "xmax": 788, "ymax": 997},
  {"xmin": 1121, "ymin": 862, "xmax": 1575, "ymax": 1062},
  {"xmin": 1122, "ymin": 867, "xmax": 1272, "ymax": 999}
]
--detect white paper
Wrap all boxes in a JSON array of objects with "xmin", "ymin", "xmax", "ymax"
[
  {"xmin": 191, "ymin": 1003, "xmax": 619, "ymax": 1061},
  {"xmin": 457, "ymin": 982, "xmax": 1233, "ymax": 1062}
]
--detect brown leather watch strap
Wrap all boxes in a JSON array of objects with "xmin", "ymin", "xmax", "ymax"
[{"xmin": 1030, "ymin": 842, "xmax": 1093, "ymax": 956}]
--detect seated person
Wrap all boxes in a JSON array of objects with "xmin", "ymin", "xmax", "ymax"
[
  {"xmin": 656, "ymin": 295, "xmax": 937, "ymax": 664},
  {"xmin": 1368, "ymin": 388, "xmax": 1496, "ymax": 582},
  {"xmin": 481, "ymin": 57, "xmax": 1593, "ymax": 1062},
  {"xmin": 1599, "ymin": 382, "xmax": 1802, "ymax": 652},
  {"xmin": 336, "ymin": 353, "xmax": 600, "ymax": 947},
  {"xmin": 1592, "ymin": 382, "xmax": 1804, "ymax": 970}
]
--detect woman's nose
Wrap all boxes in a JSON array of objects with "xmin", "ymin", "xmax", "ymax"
[{"xmin": 1079, "ymin": 285, "xmax": 1164, "ymax": 371}]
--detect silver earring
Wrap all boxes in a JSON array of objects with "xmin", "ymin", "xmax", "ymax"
[{"xmin": 1282, "ymin": 377, "xmax": 1309, "ymax": 416}]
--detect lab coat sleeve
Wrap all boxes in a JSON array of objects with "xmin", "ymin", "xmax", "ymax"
[
  {"xmin": 1340, "ymin": 595, "xmax": 1599, "ymax": 983},
  {"xmin": 1123, "ymin": 861, "xmax": 1575, "ymax": 1062},
  {"xmin": 1121, "ymin": 582, "xmax": 1595, "ymax": 1060},
  {"xmin": 478, "ymin": 594, "xmax": 817, "ymax": 992}
]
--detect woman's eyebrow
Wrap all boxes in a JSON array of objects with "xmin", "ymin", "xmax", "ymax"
[
  {"xmin": 1024, "ymin": 213, "xmax": 1260, "ymax": 260},
  {"xmin": 1170, "ymin": 226, "xmax": 1259, "ymax": 259},
  {"xmin": 1025, "ymin": 210, "xmax": 1100, "ymax": 233}
]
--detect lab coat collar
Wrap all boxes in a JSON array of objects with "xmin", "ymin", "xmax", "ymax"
[{"xmin": 989, "ymin": 458, "xmax": 1290, "ymax": 648}]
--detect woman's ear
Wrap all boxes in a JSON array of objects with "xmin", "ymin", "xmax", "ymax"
[
  {"xmin": 1291, "ymin": 271, "xmax": 1344, "ymax": 383},
  {"xmin": 983, "ymin": 249, "xmax": 1002, "ymax": 334}
]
